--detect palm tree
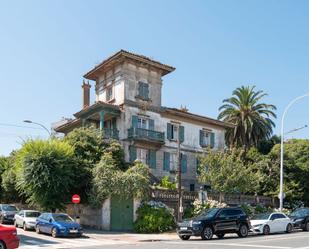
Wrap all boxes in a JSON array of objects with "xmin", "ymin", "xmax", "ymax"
[{"xmin": 218, "ymin": 86, "xmax": 276, "ymax": 150}]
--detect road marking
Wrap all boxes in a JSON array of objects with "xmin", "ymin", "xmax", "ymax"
[
  {"xmin": 166, "ymin": 241, "xmax": 293, "ymax": 249},
  {"xmin": 238, "ymin": 234, "xmax": 309, "ymax": 244}
]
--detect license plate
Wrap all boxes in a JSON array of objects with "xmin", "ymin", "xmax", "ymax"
[
  {"xmin": 70, "ymin": 230, "xmax": 78, "ymax": 233},
  {"xmin": 180, "ymin": 227, "xmax": 188, "ymax": 231}
]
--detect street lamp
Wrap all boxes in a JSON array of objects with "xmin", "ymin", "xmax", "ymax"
[
  {"xmin": 23, "ymin": 120, "xmax": 51, "ymax": 136},
  {"xmin": 279, "ymin": 92, "xmax": 309, "ymax": 211}
]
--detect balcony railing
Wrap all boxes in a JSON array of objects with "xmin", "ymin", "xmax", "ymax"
[
  {"xmin": 128, "ymin": 127, "xmax": 165, "ymax": 143},
  {"xmin": 102, "ymin": 128, "xmax": 119, "ymax": 140}
]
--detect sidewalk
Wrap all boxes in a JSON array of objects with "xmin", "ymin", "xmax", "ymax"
[{"xmin": 84, "ymin": 229, "xmax": 178, "ymax": 243}]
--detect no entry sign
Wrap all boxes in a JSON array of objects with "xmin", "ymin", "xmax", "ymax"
[{"xmin": 72, "ymin": 194, "xmax": 81, "ymax": 204}]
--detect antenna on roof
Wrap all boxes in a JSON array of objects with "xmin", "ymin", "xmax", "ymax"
[{"xmin": 180, "ymin": 105, "xmax": 189, "ymax": 112}]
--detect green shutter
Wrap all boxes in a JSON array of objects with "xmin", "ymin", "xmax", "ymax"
[
  {"xmin": 138, "ymin": 82, "xmax": 143, "ymax": 97},
  {"xmin": 148, "ymin": 150, "xmax": 156, "ymax": 169},
  {"xmin": 148, "ymin": 119, "xmax": 154, "ymax": 131},
  {"xmin": 199, "ymin": 130, "xmax": 204, "ymax": 147},
  {"xmin": 132, "ymin": 115, "xmax": 138, "ymax": 128},
  {"xmin": 112, "ymin": 118, "xmax": 117, "ymax": 129},
  {"xmin": 163, "ymin": 152, "xmax": 170, "ymax": 171},
  {"xmin": 181, "ymin": 154, "xmax": 187, "ymax": 173},
  {"xmin": 129, "ymin": 146, "xmax": 137, "ymax": 163},
  {"xmin": 167, "ymin": 123, "xmax": 172, "ymax": 140},
  {"xmin": 179, "ymin": 126, "xmax": 185, "ymax": 143},
  {"xmin": 210, "ymin": 132, "xmax": 215, "ymax": 148}
]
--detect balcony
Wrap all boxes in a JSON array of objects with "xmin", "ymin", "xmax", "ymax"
[
  {"xmin": 128, "ymin": 127, "xmax": 165, "ymax": 145},
  {"xmin": 102, "ymin": 128, "xmax": 119, "ymax": 140}
]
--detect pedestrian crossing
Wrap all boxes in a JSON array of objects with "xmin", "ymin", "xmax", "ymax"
[{"xmin": 19, "ymin": 237, "xmax": 129, "ymax": 249}]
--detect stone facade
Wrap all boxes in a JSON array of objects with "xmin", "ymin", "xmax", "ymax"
[{"xmin": 54, "ymin": 50, "xmax": 232, "ymax": 191}]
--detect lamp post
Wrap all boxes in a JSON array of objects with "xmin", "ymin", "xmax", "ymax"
[
  {"xmin": 23, "ymin": 120, "xmax": 51, "ymax": 136},
  {"xmin": 279, "ymin": 92, "xmax": 309, "ymax": 211}
]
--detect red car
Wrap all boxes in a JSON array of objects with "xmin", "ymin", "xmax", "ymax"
[{"xmin": 0, "ymin": 225, "xmax": 19, "ymax": 249}]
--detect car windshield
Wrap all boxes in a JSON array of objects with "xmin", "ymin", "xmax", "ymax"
[
  {"xmin": 2, "ymin": 205, "xmax": 18, "ymax": 211},
  {"xmin": 25, "ymin": 211, "xmax": 41, "ymax": 218},
  {"xmin": 197, "ymin": 208, "xmax": 219, "ymax": 219},
  {"xmin": 52, "ymin": 214, "xmax": 74, "ymax": 222},
  {"xmin": 290, "ymin": 209, "xmax": 308, "ymax": 217},
  {"xmin": 251, "ymin": 213, "xmax": 271, "ymax": 220}
]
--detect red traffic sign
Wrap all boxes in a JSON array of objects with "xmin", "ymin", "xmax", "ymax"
[{"xmin": 72, "ymin": 194, "xmax": 81, "ymax": 204}]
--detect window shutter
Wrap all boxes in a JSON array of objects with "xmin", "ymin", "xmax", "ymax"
[
  {"xmin": 148, "ymin": 119, "xmax": 154, "ymax": 131},
  {"xmin": 112, "ymin": 118, "xmax": 117, "ymax": 129},
  {"xmin": 210, "ymin": 132, "xmax": 215, "ymax": 148},
  {"xmin": 179, "ymin": 126, "xmax": 185, "ymax": 143},
  {"xmin": 148, "ymin": 149, "xmax": 156, "ymax": 169},
  {"xmin": 181, "ymin": 154, "xmax": 187, "ymax": 173},
  {"xmin": 132, "ymin": 115, "xmax": 138, "ymax": 128},
  {"xmin": 138, "ymin": 82, "xmax": 143, "ymax": 97},
  {"xmin": 199, "ymin": 130, "xmax": 204, "ymax": 147},
  {"xmin": 163, "ymin": 152, "xmax": 170, "ymax": 171},
  {"xmin": 144, "ymin": 84, "xmax": 149, "ymax": 99},
  {"xmin": 167, "ymin": 123, "xmax": 172, "ymax": 140},
  {"xmin": 129, "ymin": 146, "xmax": 137, "ymax": 163}
]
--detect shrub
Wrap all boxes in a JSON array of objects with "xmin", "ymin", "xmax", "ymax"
[
  {"xmin": 157, "ymin": 176, "xmax": 176, "ymax": 190},
  {"xmin": 192, "ymin": 199, "xmax": 227, "ymax": 216},
  {"xmin": 134, "ymin": 201, "xmax": 175, "ymax": 233}
]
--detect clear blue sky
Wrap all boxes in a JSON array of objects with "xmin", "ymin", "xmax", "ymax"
[{"xmin": 1, "ymin": 0, "xmax": 308, "ymax": 156}]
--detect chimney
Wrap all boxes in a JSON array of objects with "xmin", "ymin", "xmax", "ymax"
[{"xmin": 82, "ymin": 80, "xmax": 91, "ymax": 109}]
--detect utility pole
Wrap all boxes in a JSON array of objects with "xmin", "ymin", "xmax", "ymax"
[{"xmin": 177, "ymin": 134, "xmax": 183, "ymax": 222}]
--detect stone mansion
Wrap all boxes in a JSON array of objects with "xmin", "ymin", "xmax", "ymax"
[{"xmin": 53, "ymin": 50, "xmax": 232, "ymax": 191}]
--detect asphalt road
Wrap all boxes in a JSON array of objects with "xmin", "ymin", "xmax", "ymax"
[{"xmin": 17, "ymin": 227, "xmax": 309, "ymax": 249}]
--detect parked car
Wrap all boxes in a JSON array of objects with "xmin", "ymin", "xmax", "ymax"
[
  {"xmin": 0, "ymin": 225, "xmax": 19, "ymax": 249},
  {"xmin": 289, "ymin": 208, "xmax": 309, "ymax": 231},
  {"xmin": 35, "ymin": 213, "xmax": 83, "ymax": 238},
  {"xmin": 14, "ymin": 210, "xmax": 41, "ymax": 231},
  {"xmin": 0, "ymin": 205, "xmax": 19, "ymax": 224},
  {"xmin": 250, "ymin": 212, "xmax": 293, "ymax": 235},
  {"xmin": 177, "ymin": 207, "xmax": 250, "ymax": 240}
]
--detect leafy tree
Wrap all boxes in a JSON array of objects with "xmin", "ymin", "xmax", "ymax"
[
  {"xmin": 218, "ymin": 86, "xmax": 276, "ymax": 150},
  {"xmin": 91, "ymin": 150, "xmax": 150, "ymax": 207},
  {"xmin": 270, "ymin": 139, "xmax": 309, "ymax": 206},
  {"xmin": 198, "ymin": 149, "xmax": 258, "ymax": 194},
  {"xmin": 16, "ymin": 139, "xmax": 76, "ymax": 211},
  {"xmin": 0, "ymin": 154, "xmax": 20, "ymax": 202},
  {"xmin": 257, "ymin": 135, "xmax": 281, "ymax": 155}
]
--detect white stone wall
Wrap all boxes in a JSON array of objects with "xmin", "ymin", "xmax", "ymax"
[{"xmin": 102, "ymin": 198, "xmax": 111, "ymax": 230}]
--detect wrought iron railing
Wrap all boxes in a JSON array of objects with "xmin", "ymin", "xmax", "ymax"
[
  {"xmin": 102, "ymin": 128, "xmax": 119, "ymax": 140},
  {"xmin": 128, "ymin": 127, "xmax": 165, "ymax": 143}
]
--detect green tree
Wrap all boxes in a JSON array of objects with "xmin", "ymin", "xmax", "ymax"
[
  {"xmin": 218, "ymin": 86, "xmax": 276, "ymax": 150},
  {"xmin": 198, "ymin": 149, "xmax": 258, "ymax": 194},
  {"xmin": 16, "ymin": 139, "xmax": 76, "ymax": 211},
  {"xmin": 257, "ymin": 135, "xmax": 281, "ymax": 155},
  {"xmin": 270, "ymin": 139, "xmax": 309, "ymax": 206}
]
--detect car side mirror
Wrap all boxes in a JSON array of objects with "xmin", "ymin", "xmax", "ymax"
[{"xmin": 49, "ymin": 219, "xmax": 53, "ymax": 223}]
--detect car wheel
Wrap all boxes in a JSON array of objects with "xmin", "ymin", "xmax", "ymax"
[
  {"xmin": 286, "ymin": 223, "xmax": 292, "ymax": 233},
  {"xmin": 216, "ymin": 233, "xmax": 225, "ymax": 239},
  {"xmin": 263, "ymin": 225, "xmax": 270, "ymax": 235},
  {"xmin": 179, "ymin": 235, "xmax": 190, "ymax": 240},
  {"xmin": 238, "ymin": 224, "xmax": 249, "ymax": 238},
  {"xmin": 14, "ymin": 220, "xmax": 18, "ymax": 228},
  {"xmin": 23, "ymin": 223, "xmax": 28, "ymax": 231},
  {"xmin": 303, "ymin": 222, "xmax": 309, "ymax": 231},
  {"xmin": 51, "ymin": 227, "xmax": 58, "ymax": 238},
  {"xmin": 35, "ymin": 225, "xmax": 41, "ymax": 234},
  {"xmin": 0, "ymin": 241, "xmax": 6, "ymax": 249},
  {"xmin": 201, "ymin": 226, "xmax": 213, "ymax": 240}
]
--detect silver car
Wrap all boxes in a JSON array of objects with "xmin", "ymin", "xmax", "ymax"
[{"xmin": 14, "ymin": 210, "xmax": 41, "ymax": 230}]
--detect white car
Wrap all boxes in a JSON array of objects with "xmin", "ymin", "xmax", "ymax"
[
  {"xmin": 14, "ymin": 210, "xmax": 41, "ymax": 231},
  {"xmin": 250, "ymin": 212, "xmax": 293, "ymax": 235}
]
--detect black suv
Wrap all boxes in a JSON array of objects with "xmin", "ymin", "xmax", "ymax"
[
  {"xmin": 289, "ymin": 208, "xmax": 309, "ymax": 231},
  {"xmin": 177, "ymin": 207, "xmax": 250, "ymax": 240}
]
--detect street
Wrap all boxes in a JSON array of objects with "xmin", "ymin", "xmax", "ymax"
[{"xmin": 17, "ymin": 227, "xmax": 309, "ymax": 249}]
